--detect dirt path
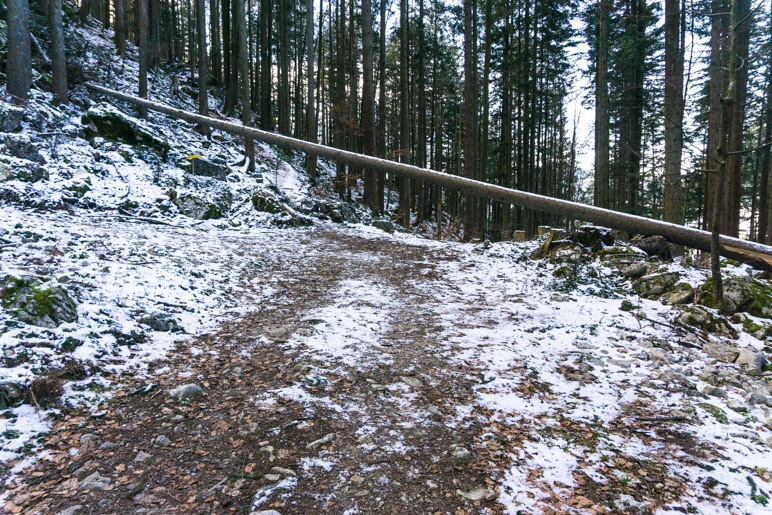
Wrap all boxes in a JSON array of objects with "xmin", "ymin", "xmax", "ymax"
[{"xmin": 4, "ymin": 228, "xmax": 509, "ymax": 514}]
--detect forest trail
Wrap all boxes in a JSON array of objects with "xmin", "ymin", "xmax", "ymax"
[{"xmin": 1, "ymin": 224, "xmax": 765, "ymax": 514}]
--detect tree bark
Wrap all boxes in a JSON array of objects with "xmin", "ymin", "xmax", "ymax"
[
  {"xmin": 115, "ymin": 0, "xmax": 127, "ymax": 58},
  {"xmin": 49, "ymin": 0, "xmax": 68, "ymax": 104},
  {"xmin": 362, "ymin": 0, "xmax": 378, "ymax": 212},
  {"xmin": 278, "ymin": 0, "xmax": 290, "ymax": 135},
  {"xmin": 663, "ymin": 0, "xmax": 684, "ymax": 224},
  {"xmin": 7, "ymin": 0, "xmax": 32, "ymax": 104},
  {"xmin": 196, "ymin": 0, "xmax": 209, "ymax": 136},
  {"xmin": 462, "ymin": 0, "xmax": 477, "ymax": 239},
  {"xmin": 138, "ymin": 0, "xmax": 149, "ymax": 118},
  {"xmin": 306, "ymin": 0, "xmax": 317, "ymax": 180},
  {"xmin": 259, "ymin": 0, "xmax": 273, "ymax": 130},
  {"xmin": 234, "ymin": 0, "xmax": 254, "ymax": 171}
]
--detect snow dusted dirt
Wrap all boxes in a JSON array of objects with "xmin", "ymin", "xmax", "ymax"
[{"xmin": 3, "ymin": 213, "xmax": 772, "ymax": 514}]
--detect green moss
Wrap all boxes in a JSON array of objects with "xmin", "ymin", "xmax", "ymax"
[
  {"xmin": 252, "ymin": 193, "xmax": 281, "ymax": 214},
  {"xmin": 698, "ymin": 403, "xmax": 729, "ymax": 424},
  {"xmin": 748, "ymin": 280, "xmax": 772, "ymax": 317},
  {"xmin": 29, "ymin": 285, "xmax": 55, "ymax": 318},
  {"xmin": 0, "ymin": 277, "xmax": 26, "ymax": 307}
]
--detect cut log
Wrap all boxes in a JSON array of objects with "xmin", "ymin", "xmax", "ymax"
[{"xmin": 85, "ymin": 82, "xmax": 772, "ymax": 270}]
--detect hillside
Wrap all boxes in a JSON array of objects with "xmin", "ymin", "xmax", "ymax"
[{"xmin": 1, "ymin": 16, "xmax": 772, "ymax": 515}]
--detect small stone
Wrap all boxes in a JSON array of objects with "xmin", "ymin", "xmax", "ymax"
[
  {"xmin": 747, "ymin": 392, "xmax": 770, "ymax": 406},
  {"xmin": 703, "ymin": 386, "xmax": 728, "ymax": 398},
  {"xmin": 80, "ymin": 471, "xmax": 111, "ymax": 491},
  {"xmin": 173, "ymin": 415, "xmax": 185, "ymax": 423},
  {"xmin": 647, "ymin": 348, "xmax": 672, "ymax": 364},
  {"xmin": 168, "ymin": 383, "xmax": 204, "ymax": 401},
  {"xmin": 133, "ymin": 451, "xmax": 152, "ymax": 463},
  {"xmin": 451, "ymin": 446, "xmax": 472, "ymax": 464},
  {"xmin": 263, "ymin": 474, "xmax": 282, "ymax": 481},
  {"xmin": 426, "ymin": 480, "xmax": 439, "ymax": 489},
  {"xmin": 98, "ymin": 442, "xmax": 115, "ymax": 451},
  {"xmin": 456, "ymin": 487, "xmax": 496, "ymax": 502},
  {"xmin": 427, "ymin": 406, "xmax": 442, "ymax": 416},
  {"xmin": 727, "ymin": 400, "xmax": 749, "ymax": 413},
  {"xmin": 80, "ymin": 434, "xmax": 98, "ymax": 447},
  {"xmin": 350, "ymin": 474, "xmax": 365, "ymax": 484},
  {"xmin": 58, "ymin": 505, "xmax": 84, "ymax": 515},
  {"xmin": 154, "ymin": 435, "xmax": 172, "ymax": 446},
  {"xmin": 306, "ymin": 433, "xmax": 336, "ymax": 449},
  {"xmin": 703, "ymin": 342, "xmax": 740, "ymax": 363},
  {"xmin": 400, "ymin": 377, "xmax": 424, "ymax": 388},
  {"xmin": 270, "ymin": 467, "xmax": 296, "ymax": 477},
  {"xmin": 249, "ymin": 511, "xmax": 282, "ymax": 515},
  {"xmin": 736, "ymin": 350, "xmax": 767, "ymax": 376},
  {"xmin": 354, "ymin": 489, "xmax": 370, "ymax": 497}
]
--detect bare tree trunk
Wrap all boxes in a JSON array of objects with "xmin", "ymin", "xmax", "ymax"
[
  {"xmin": 210, "ymin": 0, "xmax": 222, "ymax": 84},
  {"xmin": 377, "ymin": 0, "xmax": 387, "ymax": 213},
  {"xmin": 663, "ymin": 0, "xmax": 684, "ymax": 223},
  {"xmin": 362, "ymin": 0, "xmax": 378, "ymax": 212},
  {"xmin": 7, "ymin": 0, "xmax": 31, "ymax": 104},
  {"xmin": 196, "ymin": 0, "xmax": 209, "ymax": 136},
  {"xmin": 259, "ymin": 0, "xmax": 273, "ymax": 130},
  {"xmin": 306, "ymin": 0, "xmax": 317, "ymax": 179},
  {"xmin": 115, "ymin": 0, "xmax": 127, "ymax": 58},
  {"xmin": 278, "ymin": 0, "xmax": 290, "ymax": 135},
  {"xmin": 397, "ymin": 0, "xmax": 411, "ymax": 225},
  {"xmin": 138, "ymin": 0, "xmax": 149, "ymax": 118},
  {"xmin": 235, "ymin": 0, "xmax": 254, "ymax": 171},
  {"xmin": 462, "ymin": 0, "xmax": 477, "ymax": 239},
  {"xmin": 49, "ymin": 0, "xmax": 68, "ymax": 104}
]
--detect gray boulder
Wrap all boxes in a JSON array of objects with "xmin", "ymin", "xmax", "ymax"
[
  {"xmin": 82, "ymin": 103, "xmax": 169, "ymax": 156},
  {"xmin": 675, "ymin": 305, "xmax": 738, "ymax": 339},
  {"xmin": 0, "ymin": 104, "xmax": 24, "ymax": 132},
  {"xmin": 571, "ymin": 225, "xmax": 614, "ymax": 252},
  {"xmin": 631, "ymin": 234, "xmax": 676, "ymax": 261},
  {"xmin": 699, "ymin": 276, "xmax": 772, "ymax": 317},
  {"xmin": 703, "ymin": 341, "xmax": 740, "ymax": 363},
  {"xmin": 139, "ymin": 313, "xmax": 181, "ymax": 332},
  {"xmin": 662, "ymin": 282, "xmax": 695, "ymax": 305},
  {"xmin": 735, "ymin": 349, "xmax": 767, "ymax": 376},
  {"xmin": 171, "ymin": 190, "xmax": 231, "ymax": 220},
  {"xmin": 0, "ymin": 276, "xmax": 78, "ymax": 328},
  {"xmin": 372, "ymin": 219, "xmax": 396, "ymax": 233},
  {"xmin": 0, "ymin": 156, "xmax": 48, "ymax": 183},
  {"xmin": 169, "ymin": 383, "xmax": 204, "ymax": 401},
  {"xmin": 633, "ymin": 272, "xmax": 680, "ymax": 299},
  {"xmin": 4, "ymin": 133, "xmax": 45, "ymax": 163},
  {"xmin": 186, "ymin": 157, "xmax": 228, "ymax": 181}
]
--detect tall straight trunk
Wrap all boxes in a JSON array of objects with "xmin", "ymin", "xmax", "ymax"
[
  {"xmin": 228, "ymin": 0, "xmax": 239, "ymax": 113},
  {"xmin": 306, "ymin": 0, "xmax": 317, "ymax": 179},
  {"xmin": 377, "ymin": 0, "xmax": 387, "ymax": 213},
  {"xmin": 663, "ymin": 0, "xmax": 684, "ymax": 223},
  {"xmin": 704, "ymin": 0, "xmax": 728, "ymax": 230},
  {"xmin": 500, "ymin": 11, "xmax": 513, "ymax": 240},
  {"xmin": 260, "ymin": 0, "xmax": 273, "ymax": 129},
  {"xmin": 196, "ymin": 0, "xmax": 209, "ymax": 135},
  {"xmin": 333, "ymin": 0, "xmax": 348, "ymax": 198},
  {"xmin": 415, "ymin": 0, "xmax": 427, "ymax": 222},
  {"xmin": 462, "ymin": 0, "xmax": 477, "ymax": 239},
  {"xmin": 211, "ymin": 0, "xmax": 222, "ymax": 84},
  {"xmin": 150, "ymin": 0, "xmax": 160, "ymax": 67},
  {"xmin": 760, "ymin": 10, "xmax": 772, "ymax": 242},
  {"xmin": 138, "ymin": 0, "xmax": 149, "ymax": 118},
  {"xmin": 724, "ymin": 0, "xmax": 752, "ymax": 237},
  {"xmin": 223, "ymin": 0, "xmax": 234, "ymax": 113},
  {"xmin": 594, "ymin": 0, "xmax": 610, "ymax": 208},
  {"xmin": 234, "ymin": 0, "xmax": 254, "ymax": 171},
  {"xmin": 278, "ymin": 0, "xmax": 290, "ymax": 135},
  {"xmin": 115, "ymin": 0, "xmax": 127, "ymax": 58},
  {"xmin": 7, "ymin": 0, "xmax": 31, "ymax": 104},
  {"xmin": 49, "ymin": 0, "xmax": 68, "ymax": 104},
  {"xmin": 397, "ymin": 0, "xmax": 411, "ymax": 225},
  {"xmin": 478, "ymin": 0, "xmax": 491, "ymax": 236},
  {"xmin": 186, "ymin": 0, "xmax": 194, "ymax": 79},
  {"xmin": 362, "ymin": 0, "xmax": 378, "ymax": 212}
]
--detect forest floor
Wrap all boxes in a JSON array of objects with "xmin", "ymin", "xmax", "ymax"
[{"xmin": 3, "ymin": 218, "xmax": 771, "ymax": 514}]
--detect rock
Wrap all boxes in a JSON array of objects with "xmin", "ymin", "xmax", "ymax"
[
  {"xmin": 4, "ymin": 133, "xmax": 45, "ymax": 163},
  {"xmin": 401, "ymin": 376, "xmax": 424, "ymax": 388},
  {"xmin": 270, "ymin": 467, "xmax": 296, "ymax": 477},
  {"xmin": 703, "ymin": 386, "xmax": 728, "ymax": 398},
  {"xmin": 249, "ymin": 511, "xmax": 282, "ymax": 515},
  {"xmin": 154, "ymin": 435, "xmax": 172, "ymax": 446},
  {"xmin": 451, "ymin": 446, "xmax": 472, "ymax": 464},
  {"xmin": 662, "ymin": 283, "xmax": 695, "ymax": 306},
  {"xmin": 0, "ymin": 104, "xmax": 24, "ymax": 132},
  {"xmin": 727, "ymin": 400, "xmax": 749, "ymax": 413},
  {"xmin": 647, "ymin": 348, "xmax": 673, "ymax": 364},
  {"xmin": 372, "ymin": 219, "xmax": 396, "ymax": 233},
  {"xmin": 80, "ymin": 471, "xmax": 111, "ymax": 491},
  {"xmin": 171, "ymin": 191, "xmax": 231, "ymax": 220},
  {"xmin": 139, "ymin": 313, "xmax": 181, "ymax": 332},
  {"xmin": 735, "ymin": 349, "xmax": 767, "ymax": 376},
  {"xmin": 600, "ymin": 246, "xmax": 649, "ymax": 270},
  {"xmin": 168, "ymin": 383, "xmax": 204, "ymax": 401},
  {"xmin": 747, "ymin": 392, "xmax": 770, "ymax": 406},
  {"xmin": 0, "ymin": 276, "xmax": 78, "ymax": 328},
  {"xmin": 622, "ymin": 262, "xmax": 649, "ymax": 280},
  {"xmin": 0, "ymin": 156, "xmax": 47, "ymax": 183},
  {"xmin": 675, "ymin": 306, "xmax": 738, "ymax": 339},
  {"xmin": 703, "ymin": 341, "xmax": 740, "ymax": 363},
  {"xmin": 133, "ymin": 451, "xmax": 152, "ymax": 462},
  {"xmin": 80, "ymin": 434, "xmax": 98, "ymax": 447},
  {"xmin": 571, "ymin": 225, "xmax": 614, "ymax": 252},
  {"xmin": 456, "ymin": 487, "xmax": 496, "ymax": 502},
  {"xmin": 0, "ymin": 382, "xmax": 25, "ymax": 409},
  {"xmin": 631, "ymin": 235, "xmax": 675, "ymax": 261},
  {"xmin": 58, "ymin": 505, "xmax": 84, "ymax": 515},
  {"xmin": 699, "ymin": 276, "xmax": 772, "ymax": 318},
  {"xmin": 512, "ymin": 230, "xmax": 526, "ymax": 242},
  {"xmin": 633, "ymin": 272, "xmax": 680, "ymax": 299},
  {"xmin": 98, "ymin": 442, "xmax": 115, "ymax": 450},
  {"xmin": 322, "ymin": 202, "xmax": 360, "ymax": 224},
  {"xmin": 82, "ymin": 103, "xmax": 169, "ymax": 156},
  {"xmin": 306, "ymin": 433, "xmax": 336, "ymax": 449},
  {"xmin": 263, "ymin": 474, "xmax": 282, "ymax": 481},
  {"xmin": 353, "ymin": 489, "xmax": 369, "ymax": 497},
  {"xmin": 187, "ymin": 158, "xmax": 228, "ymax": 181},
  {"xmin": 350, "ymin": 474, "xmax": 365, "ymax": 484}
]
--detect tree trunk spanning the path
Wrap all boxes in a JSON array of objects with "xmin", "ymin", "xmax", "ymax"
[{"xmin": 85, "ymin": 83, "xmax": 772, "ymax": 269}]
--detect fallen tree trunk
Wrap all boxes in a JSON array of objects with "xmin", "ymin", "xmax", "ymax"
[{"xmin": 86, "ymin": 82, "xmax": 772, "ymax": 270}]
